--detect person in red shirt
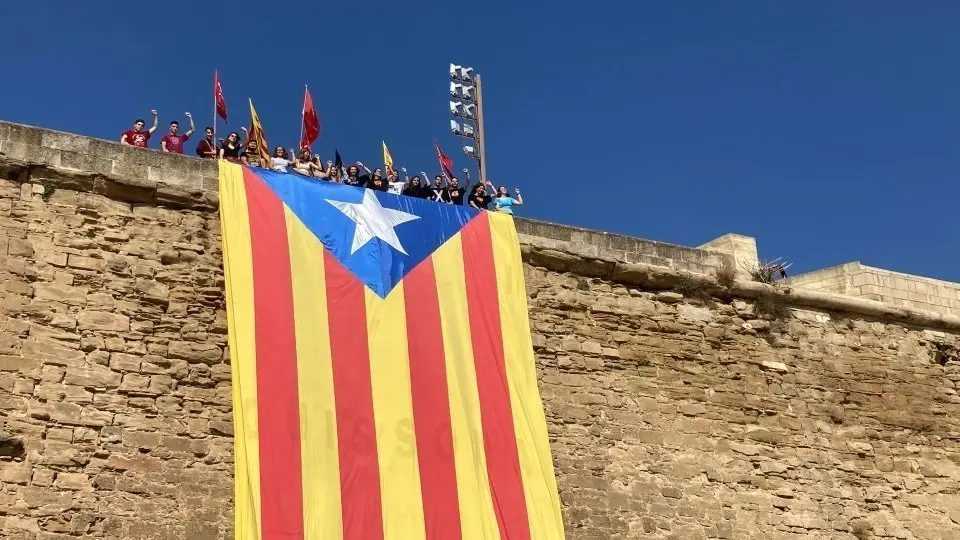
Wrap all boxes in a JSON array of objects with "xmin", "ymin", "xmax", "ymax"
[
  {"xmin": 160, "ymin": 113, "xmax": 196, "ymax": 154},
  {"xmin": 120, "ymin": 110, "xmax": 158, "ymax": 148},
  {"xmin": 195, "ymin": 127, "xmax": 218, "ymax": 158}
]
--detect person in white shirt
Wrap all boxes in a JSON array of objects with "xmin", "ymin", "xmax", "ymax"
[
  {"xmin": 270, "ymin": 147, "xmax": 295, "ymax": 173},
  {"xmin": 387, "ymin": 167, "xmax": 407, "ymax": 194},
  {"xmin": 292, "ymin": 148, "xmax": 322, "ymax": 177}
]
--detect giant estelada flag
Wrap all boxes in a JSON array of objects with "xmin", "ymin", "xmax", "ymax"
[{"xmin": 219, "ymin": 162, "xmax": 564, "ymax": 540}]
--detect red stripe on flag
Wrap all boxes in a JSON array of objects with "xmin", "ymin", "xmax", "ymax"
[
  {"xmin": 243, "ymin": 169, "xmax": 304, "ymax": 540},
  {"xmin": 324, "ymin": 251, "xmax": 384, "ymax": 540},
  {"xmin": 460, "ymin": 213, "xmax": 532, "ymax": 540},
  {"xmin": 404, "ymin": 260, "xmax": 462, "ymax": 540}
]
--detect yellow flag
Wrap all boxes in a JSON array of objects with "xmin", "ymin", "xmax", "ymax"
[
  {"xmin": 382, "ymin": 140, "xmax": 394, "ymax": 170},
  {"xmin": 249, "ymin": 99, "xmax": 271, "ymax": 165}
]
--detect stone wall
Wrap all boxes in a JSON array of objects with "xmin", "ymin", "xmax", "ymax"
[
  {"xmin": 786, "ymin": 262, "xmax": 960, "ymax": 318},
  {"xmin": 0, "ymin": 124, "xmax": 958, "ymax": 539},
  {"xmin": 0, "ymin": 163, "xmax": 232, "ymax": 539},
  {"xmin": 526, "ymin": 253, "xmax": 960, "ymax": 539}
]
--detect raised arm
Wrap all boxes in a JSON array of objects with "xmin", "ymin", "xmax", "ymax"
[
  {"xmin": 184, "ymin": 112, "xmax": 195, "ymax": 137},
  {"xmin": 513, "ymin": 188, "xmax": 523, "ymax": 205},
  {"xmin": 148, "ymin": 110, "xmax": 159, "ymax": 135},
  {"xmin": 357, "ymin": 161, "xmax": 372, "ymax": 174}
]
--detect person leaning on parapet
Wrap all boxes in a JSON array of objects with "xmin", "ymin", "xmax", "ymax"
[
  {"xmin": 160, "ymin": 113, "xmax": 196, "ymax": 154},
  {"xmin": 492, "ymin": 185, "xmax": 523, "ymax": 214},
  {"xmin": 240, "ymin": 139, "xmax": 263, "ymax": 168},
  {"xmin": 219, "ymin": 132, "xmax": 243, "ymax": 162},
  {"xmin": 120, "ymin": 110, "xmax": 158, "ymax": 148},
  {"xmin": 195, "ymin": 126, "xmax": 218, "ymax": 158},
  {"xmin": 426, "ymin": 175, "xmax": 449, "ymax": 203},
  {"xmin": 446, "ymin": 176, "xmax": 465, "ymax": 205}
]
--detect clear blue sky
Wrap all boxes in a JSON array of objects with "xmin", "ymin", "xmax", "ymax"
[{"xmin": 2, "ymin": 2, "xmax": 958, "ymax": 280}]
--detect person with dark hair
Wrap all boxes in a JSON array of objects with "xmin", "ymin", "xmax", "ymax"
[
  {"xmin": 426, "ymin": 175, "xmax": 449, "ymax": 203},
  {"xmin": 343, "ymin": 164, "xmax": 369, "ymax": 187},
  {"xmin": 219, "ymin": 132, "xmax": 242, "ymax": 162},
  {"xmin": 269, "ymin": 147, "xmax": 296, "ymax": 172},
  {"xmin": 387, "ymin": 167, "xmax": 407, "ymax": 194},
  {"xmin": 196, "ymin": 127, "xmax": 217, "ymax": 158},
  {"xmin": 160, "ymin": 113, "xmax": 195, "ymax": 154},
  {"xmin": 468, "ymin": 181, "xmax": 492, "ymax": 210},
  {"xmin": 492, "ymin": 185, "xmax": 523, "ymax": 214},
  {"xmin": 366, "ymin": 168, "xmax": 388, "ymax": 192},
  {"xmin": 240, "ymin": 139, "xmax": 263, "ymax": 167},
  {"xmin": 121, "ymin": 110, "xmax": 158, "ymax": 148},
  {"xmin": 446, "ymin": 176, "xmax": 465, "ymax": 205},
  {"xmin": 402, "ymin": 175, "xmax": 425, "ymax": 198}
]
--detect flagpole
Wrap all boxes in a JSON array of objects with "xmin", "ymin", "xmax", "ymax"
[
  {"xmin": 213, "ymin": 70, "xmax": 218, "ymax": 139},
  {"xmin": 299, "ymin": 85, "xmax": 307, "ymax": 149},
  {"xmin": 474, "ymin": 74, "xmax": 487, "ymax": 186}
]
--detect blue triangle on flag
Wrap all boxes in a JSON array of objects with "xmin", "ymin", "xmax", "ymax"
[{"xmin": 248, "ymin": 168, "xmax": 478, "ymax": 298}]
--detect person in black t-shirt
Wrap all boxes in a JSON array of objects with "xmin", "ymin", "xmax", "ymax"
[
  {"xmin": 446, "ymin": 177, "xmax": 465, "ymax": 205},
  {"xmin": 468, "ymin": 182, "xmax": 493, "ymax": 210},
  {"xmin": 344, "ymin": 164, "xmax": 369, "ymax": 187},
  {"xmin": 426, "ymin": 175, "xmax": 449, "ymax": 203},
  {"xmin": 367, "ymin": 168, "xmax": 388, "ymax": 191},
  {"xmin": 402, "ymin": 176, "xmax": 425, "ymax": 198},
  {"xmin": 218, "ymin": 132, "xmax": 242, "ymax": 162}
]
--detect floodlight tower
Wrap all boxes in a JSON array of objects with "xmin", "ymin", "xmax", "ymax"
[{"xmin": 449, "ymin": 63, "xmax": 487, "ymax": 184}]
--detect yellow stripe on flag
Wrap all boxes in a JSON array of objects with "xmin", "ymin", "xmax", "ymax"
[
  {"xmin": 432, "ymin": 236, "xmax": 501, "ymax": 540},
  {"xmin": 487, "ymin": 213, "xmax": 565, "ymax": 539},
  {"xmin": 382, "ymin": 140, "xmax": 394, "ymax": 170},
  {"xmin": 367, "ymin": 284, "xmax": 426, "ymax": 540},
  {"xmin": 219, "ymin": 161, "xmax": 263, "ymax": 539},
  {"xmin": 285, "ymin": 208, "xmax": 343, "ymax": 539}
]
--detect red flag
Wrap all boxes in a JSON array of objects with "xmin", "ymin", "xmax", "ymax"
[
  {"xmin": 435, "ymin": 142, "xmax": 454, "ymax": 180},
  {"xmin": 214, "ymin": 71, "xmax": 228, "ymax": 123},
  {"xmin": 300, "ymin": 87, "xmax": 320, "ymax": 150}
]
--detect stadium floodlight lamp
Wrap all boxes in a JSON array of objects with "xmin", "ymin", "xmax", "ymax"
[
  {"xmin": 461, "ymin": 124, "xmax": 475, "ymax": 138},
  {"xmin": 450, "ymin": 120, "xmax": 462, "ymax": 135},
  {"xmin": 462, "ymin": 104, "xmax": 476, "ymax": 120},
  {"xmin": 463, "ymin": 145, "xmax": 477, "ymax": 158},
  {"xmin": 460, "ymin": 84, "xmax": 475, "ymax": 100},
  {"xmin": 450, "ymin": 101, "xmax": 463, "ymax": 117},
  {"xmin": 450, "ymin": 63, "xmax": 474, "ymax": 82},
  {"xmin": 450, "ymin": 82, "xmax": 461, "ymax": 97}
]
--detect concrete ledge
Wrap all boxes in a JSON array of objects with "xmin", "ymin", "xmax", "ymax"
[{"xmin": 523, "ymin": 244, "xmax": 960, "ymax": 332}]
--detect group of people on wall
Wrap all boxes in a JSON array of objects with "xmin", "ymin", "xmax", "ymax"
[{"xmin": 119, "ymin": 112, "xmax": 524, "ymax": 214}]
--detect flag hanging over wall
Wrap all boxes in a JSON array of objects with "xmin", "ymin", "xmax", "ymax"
[{"xmin": 220, "ymin": 162, "xmax": 564, "ymax": 540}]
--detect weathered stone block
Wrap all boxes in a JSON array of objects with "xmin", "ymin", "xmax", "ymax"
[
  {"xmin": 63, "ymin": 365, "xmax": 121, "ymax": 388},
  {"xmin": 77, "ymin": 311, "xmax": 130, "ymax": 332}
]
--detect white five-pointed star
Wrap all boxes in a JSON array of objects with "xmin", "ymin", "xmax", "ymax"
[{"xmin": 326, "ymin": 190, "xmax": 420, "ymax": 255}]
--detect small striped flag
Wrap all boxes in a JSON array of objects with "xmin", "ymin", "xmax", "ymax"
[{"xmin": 219, "ymin": 162, "xmax": 564, "ymax": 539}]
